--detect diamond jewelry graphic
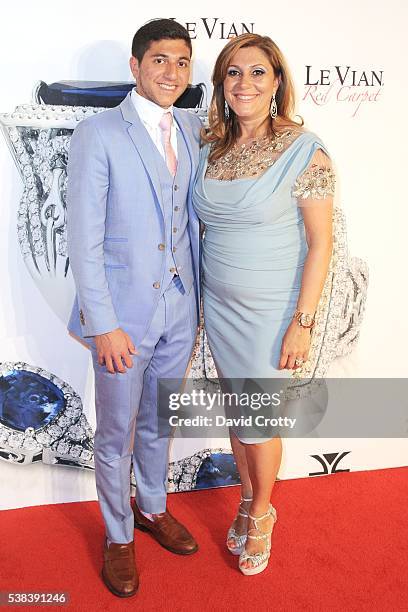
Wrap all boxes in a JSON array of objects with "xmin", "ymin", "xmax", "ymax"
[
  {"xmin": 0, "ymin": 106, "xmax": 101, "ymax": 279},
  {"xmin": 166, "ymin": 449, "xmax": 238, "ymax": 492},
  {"xmin": 0, "ymin": 362, "xmax": 94, "ymax": 469}
]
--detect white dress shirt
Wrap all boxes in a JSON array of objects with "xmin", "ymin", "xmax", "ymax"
[{"xmin": 131, "ymin": 88, "xmax": 179, "ymax": 160}]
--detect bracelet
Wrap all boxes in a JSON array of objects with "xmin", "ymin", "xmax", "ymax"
[{"xmin": 293, "ymin": 310, "xmax": 315, "ymax": 329}]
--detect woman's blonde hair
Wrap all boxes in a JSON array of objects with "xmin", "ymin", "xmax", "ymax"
[{"xmin": 202, "ymin": 33, "xmax": 302, "ymax": 161}]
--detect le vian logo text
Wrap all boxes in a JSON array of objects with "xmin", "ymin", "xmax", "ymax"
[
  {"xmin": 170, "ymin": 17, "xmax": 255, "ymax": 39},
  {"xmin": 303, "ymin": 65, "xmax": 384, "ymax": 117}
]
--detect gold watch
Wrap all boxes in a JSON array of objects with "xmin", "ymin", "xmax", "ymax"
[{"xmin": 293, "ymin": 310, "xmax": 315, "ymax": 329}]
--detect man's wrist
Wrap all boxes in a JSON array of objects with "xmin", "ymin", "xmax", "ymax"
[{"xmin": 95, "ymin": 327, "xmax": 121, "ymax": 338}]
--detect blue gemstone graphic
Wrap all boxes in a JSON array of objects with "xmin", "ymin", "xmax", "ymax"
[
  {"xmin": 0, "ymin": 370, "xmax": 65, "ymax": 432},
  {"xmin": 195, "ymin": 452, "xmax": 240, "ymax": 489}
]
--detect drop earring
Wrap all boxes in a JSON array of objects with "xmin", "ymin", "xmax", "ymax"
[
  {"xmin": 224, "ymin": 100, "xmax": 230, "ymax": 119},
  {"xmin": 270, "ymin": 93, "xmax": 277, "ymax": 119}
]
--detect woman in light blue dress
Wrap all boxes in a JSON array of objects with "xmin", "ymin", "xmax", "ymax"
[{"xmin": 193, "ymin": 34, "xmax": 335, "ymax": 575}]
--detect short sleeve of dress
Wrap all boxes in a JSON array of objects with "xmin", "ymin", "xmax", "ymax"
[{"xmin": 292, "ymin": 148, "xmax": 336, "ymax": 208}]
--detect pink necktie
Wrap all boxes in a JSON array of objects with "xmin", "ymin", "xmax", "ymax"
[{"xmin": 159, "ymin": 112, "xmax": 178, "ymax": 177}]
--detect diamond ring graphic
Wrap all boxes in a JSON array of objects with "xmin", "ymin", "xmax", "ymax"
[{"xmin": 0, "ymin": 361, "xmax": 94, "ymax": 469}]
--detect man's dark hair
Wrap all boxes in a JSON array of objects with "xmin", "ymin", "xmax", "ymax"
[{"xmin": 131, "ymin": 19, "xmax": 192, "ymax": 62}]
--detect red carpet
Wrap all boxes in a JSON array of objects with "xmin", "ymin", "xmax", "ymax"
[{"xmin": 1, "ymin": 467, "xmax": 407, "ymax": 611}]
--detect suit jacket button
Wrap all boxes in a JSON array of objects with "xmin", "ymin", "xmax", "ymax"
[
  {"xmin": 79, "ymin": 309, "xmax": 85, "ymax": 325},
  {"xmin": 169, "ymin": 267, "xmax": 177, "ymax": 274},
  {"xmin": 174, "ymin": 185, "xmax": 179, "ymax": 191},
  {"xmin": 158, "ymin": 243, "xmax": 165, "ymax": 251},
  {"xmin": 174, "ymin": 206, "xmax": 180, "ymax": 211},
  {"xmin": 172, "ymin": 247, "xmax": 177, "ymax": 253},
  {"xmin": 173, "ymin": 227, "xmax": 178, "ymax": 233},
  {"xmin": 153, "ymin": 282, "xmax": 160, "ymax": 289}
]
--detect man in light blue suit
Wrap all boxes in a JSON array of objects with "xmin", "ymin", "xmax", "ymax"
[{"xmin": 67, "ymin": 19, "xmax": 201, "ymax": 597}]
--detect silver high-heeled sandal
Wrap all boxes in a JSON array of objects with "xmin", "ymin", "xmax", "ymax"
[
  {"xmin": 226, "ymin": 496, "xmax": 253, "ymax": 555},
  {"xmin": 238, "ymin": 503, "xmax": 277, "ymax": 575}
]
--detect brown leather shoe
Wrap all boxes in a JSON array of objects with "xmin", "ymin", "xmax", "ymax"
[
  {"xmin": 101, "ymin": 539, "xmax": 139, "ymax": 598},
  {"xmin": 133, "ymin": 501, "xmax": 198, "ymax": 555}
]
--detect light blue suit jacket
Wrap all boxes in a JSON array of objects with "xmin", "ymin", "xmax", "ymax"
[{"xmin": 67, "ymin": 92, "xmax": 202, "ymax": 344}]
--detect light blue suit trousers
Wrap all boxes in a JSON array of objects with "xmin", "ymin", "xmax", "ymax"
[{"xmin": 91, "ymin": 276, "xmax": 197, "ymax": 543}]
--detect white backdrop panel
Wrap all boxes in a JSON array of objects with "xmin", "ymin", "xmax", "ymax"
[{"xmin": 0, "ymin": 1, "xmax": 407, "ymax": 510}]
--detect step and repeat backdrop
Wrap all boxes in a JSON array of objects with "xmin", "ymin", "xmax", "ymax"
[{"xmin": 0, "ymin": 1, "xmax": 407, "ymax": 510}]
